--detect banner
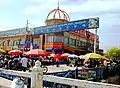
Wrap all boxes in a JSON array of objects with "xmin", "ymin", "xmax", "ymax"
[{"xmin": 33, "ymin": 18, "xmax": 99, "ymax": 35}]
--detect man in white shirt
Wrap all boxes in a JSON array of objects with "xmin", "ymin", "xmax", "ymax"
[{"xmin": 21, "ymin": 56, "xmax": 28, "ymax": 72}]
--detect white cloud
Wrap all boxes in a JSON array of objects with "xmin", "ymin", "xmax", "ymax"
[
  {"xmin": 23, "ymin": 0, "xmax": 120, "ymax": 51},
  {"xmin": 24, "ymin": 0, "xmax": 120, "ymax": 15},
  {"xmin": 0, "ymin": 24, "xmax": 14, "ymax": 31},
  {"xmin": 24, "ymin": 0, "xmax": 58, "ymax": 15},
  {"xmin": 28, "ymin": 20, "xmax": 45, "ymax": 27},
  {"xmin": 0, "ymin": 0, "xmax": 8, "ymax": 6},
  {"xmin": 62, "ymin": 0, "xmax": 120, "ymax": 13}
]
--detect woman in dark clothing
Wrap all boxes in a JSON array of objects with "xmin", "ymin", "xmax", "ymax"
[{"xmin": 56, "ymin": 59, "xmax": 59, "ymax": 67}]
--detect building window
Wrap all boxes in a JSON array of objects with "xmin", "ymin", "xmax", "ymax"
[
  {"xmin": 21, "ymin": 39, "xmax": 25, "ymax": 44},
  {"xmin": 46, "ymin": 36, "xmax": 53, "ymax": 42},
  {"xmin": 54, "ymin": 36, "xmax": 63, "ymax": 42},
  {"xmin": 8, "ymin": 41, "xmax": 10, "ymax": 46},
  {"xmin": 76, "ymin": 40, "xmax": 79, "ymax": 46},
  {"xmin": 96, "ymin": 45, "xmax": 99, "ymax": 49},
  {"xmin": 13, "ymin": 41, "xmax": 17, "ymax": 46},
  {"xmin": 33, "ymin": 38, "xmax": 39, "ymax": 46},
  {"xmin": 2, "ymin": 41, "xmax": 5, "ymax": 46},
  {"xmin": 70, "ymin": 38, "xmax": 72, "ymax": 45},
  {"xmin": 70, "ymin": 38, "xmax": 76, "ymax": 46},
  {"xmin": 96, "ymin": 43, "xmax": 99, "ymax": 49},
  {"xmin": 9, "ymin": 41, "xmax": 13, "ymax": 46},
  {"xmin": 79, "ymin": 41, "xmax": 86, "ymax": 46},
  {"xmin": 18, "ymin": 39, "xmax": 21, "ymax": 45},
  {"xmin": 73, "ymin": 39, "xmax": 76, "ymax": 46},
  {"xmin": 7, "ymin": 40, "xmax": 10, "ymax": 46},
  {"xmin": 64, "ymin": 37, "xmax": 69, "ymax": 45},
  {"xmin": 0, "ymin": 42, "xmax": 2, "ymax": 46}
]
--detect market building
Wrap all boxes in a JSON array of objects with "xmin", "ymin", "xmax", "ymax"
[
  {"xmin": 31, "ymin": 6, "xmax": 99, "ymax": 54},
  {"xmin": 0, "ymin": 6, "xmax": 100, "ymax": 54}
]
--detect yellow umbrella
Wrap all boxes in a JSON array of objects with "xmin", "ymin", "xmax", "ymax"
[
  {"xmin": 78, "ymin": 55, "xmax": 84, "ymax": 59},
  {"xmin": 0, "ymin": 48, "xmax": 6, "ymax": 53},
  {"xmin": 83, "ymin": 53, "xmax": 104, "ymax": 61}
]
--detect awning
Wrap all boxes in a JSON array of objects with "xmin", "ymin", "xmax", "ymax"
[
  {"xmin": 54, "ymin": 48, "xmax": 62, "ymax": 53},
  {"xmin": 46, "ymin": 48, "xmax": 52, "ymax": 52}
]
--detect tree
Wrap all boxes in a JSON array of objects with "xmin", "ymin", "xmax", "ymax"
[{"xmin": 106, "ymin": 47, "xmax": 120, "ymax": 60}]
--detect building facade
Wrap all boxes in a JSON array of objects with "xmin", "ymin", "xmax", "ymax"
[
  {"xmin": 0, "ymin": 28, "xmax": 27, "ymax": 51},
  {"xmin": 0, "ymin": 6, "xmax": 99, "ymax": 54},
  {"xmin": 31, "ymin": 7, "xmax": 99, "ymax": 54}
]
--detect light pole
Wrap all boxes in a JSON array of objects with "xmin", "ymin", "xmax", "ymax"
[
  {"xmin": 24, "ymin": 20, "xmax": 31, "ymax": 51},
  {"xmin": 94, "ymin": 28, "xmax": 97, "ymax": 53},
  {"xmin": 25, "ymin": 20, "xmax": 36, "ymax": 51}
]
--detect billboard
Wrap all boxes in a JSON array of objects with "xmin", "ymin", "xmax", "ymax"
[{"xmin": 32, "ymin": 18, "xmax": 99, "ymax": 35}]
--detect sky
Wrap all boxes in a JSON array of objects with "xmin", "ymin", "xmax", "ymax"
[{"xmin": 0, "ymin": 0, "xmax": 120, "ymax": 52}]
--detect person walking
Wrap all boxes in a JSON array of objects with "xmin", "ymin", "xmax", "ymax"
[
  {"xmin": 8, "ymin": 59, "xmax": 13, "ymax": 70},
  {"xmin": 21, "ymin": 56, "xmax": 28, "ymax": 72}
]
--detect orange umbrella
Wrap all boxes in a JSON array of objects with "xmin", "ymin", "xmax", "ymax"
[
  {"xmin": 61, "ymin": 53, "xmax": 70, "ymax": 57},
  {"xmin": 9, "ymin": 50, "xmax": 22, "ymax": 55},
  {"xmin": 50, "ymin": 53, "xmax": 55, "ymax": 57},
  {"xmin": 25, "ymin": 49, "xmax": 50, "ymax": 56},
  {"xmin": 54, "ymin": 53, "xmax": 62, "ymax": 60}
]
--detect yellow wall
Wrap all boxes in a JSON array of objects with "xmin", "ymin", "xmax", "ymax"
[{"xmin": 0, "ymin": 34, "xmax": 25, "ymax": 51}]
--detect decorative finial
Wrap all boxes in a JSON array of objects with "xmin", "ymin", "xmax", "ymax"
[
  {"xmin": 35, "ymin": 60, "xmax": 41, "ymax": 67},
  {"xmin": 57, "ymin": 0, "xmax": 59, "ymax": 9}
]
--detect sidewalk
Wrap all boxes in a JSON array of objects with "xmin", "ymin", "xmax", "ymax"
[
  {"xmin": 0, "ymin": 77, "xmax": 12, "ymax": 88},
  {"xmin": 0, "ymin": 77, "xmax": 27, "ymax": 88}
]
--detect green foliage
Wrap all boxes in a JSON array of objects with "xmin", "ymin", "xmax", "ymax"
[{"xmin": 106, "ymin": 47, "xmax": 120, "ymax": 60}]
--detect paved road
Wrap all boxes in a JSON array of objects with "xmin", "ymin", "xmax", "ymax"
[{"xmin": 47, "ymin": 65, "xmax": 82, "ymax": 73}]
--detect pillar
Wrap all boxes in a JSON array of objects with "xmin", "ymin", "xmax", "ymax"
[
  {"xmin": 94, "ymin": 28, "xmax": 97, "ymax": 53},
  {"xmin": 31, "ymin": 60, "xmax": 43, "ymax": 88}
]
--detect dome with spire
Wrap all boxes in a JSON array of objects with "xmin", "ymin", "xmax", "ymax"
[{"xmin": 45, "ymin": 1, "xmax": 70, "ymax": 25}]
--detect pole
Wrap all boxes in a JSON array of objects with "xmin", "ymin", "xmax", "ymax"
[
  {"xmin": 86, "ymin": 29, "xmax": 90, "ymax": 53},
  {"xmin": 75, "ymin": 66, "xmax": 78, "ymax": 88},
  {"xmin": 94, "ymin": 28, "xmax": 97, "ymax": 53},
  {"xmin": 24, "ymin": 20, "xmax": 29, "ymax": 52},
  {"xmin": 26, "ymin": 20, "xmax": 29, "ymax": 31}
]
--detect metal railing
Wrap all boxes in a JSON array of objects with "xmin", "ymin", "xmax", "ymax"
[{"xmin": 0, "ymin": 61, "xmax": 120, "ymax": 88}]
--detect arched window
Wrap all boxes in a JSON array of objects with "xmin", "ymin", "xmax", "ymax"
[
  {"xmin": 2, "ymin": 41, "xmax": 5, "ymax": 46},
  {"xmin": 18, "ymin": 39, "xmax": 22, "ymax": 45},
  {"xmin": 0, "ymin": 42, "xmax": 2, "ymax": 46},
  {"xmin": 7, "ymin": 40, "xmax": 10, "ymax": 46},
  {"xmin": 13, "ymin": 40, "xmax": 16, "ymax": 46}
]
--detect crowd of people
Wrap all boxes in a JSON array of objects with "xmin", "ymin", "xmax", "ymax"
[
  {"xmin": 0, "ymin": 54, "xmax": 34, "ymax": 71},
  {"xmin": 0, "ymin": 53, "xmax": 120, "ymax": 79},
  {"xmin": 0, "ymin": 53, "xmax": 81, "ymax": 71}
]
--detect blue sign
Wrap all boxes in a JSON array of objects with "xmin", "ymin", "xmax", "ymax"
[
  {"xmin": 32, "ymin": 18, "xmax": 99, "ymax": 35},
  {"xmin": 0, "ymin": 28, "xmax": 26, "ymax": 36}
]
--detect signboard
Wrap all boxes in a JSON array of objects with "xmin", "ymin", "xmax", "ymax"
[
  {"xmin": 78, "ymin": 70, "xmax": 96, "ymax": 79},
  {"xmin": 45, "ymin": 42, "xmax": 63, "ymax": 48},
  {"xmin": 33, "ymin": 18, "xmax": 99, "ymax": 35},
  {"xmin": 24, "ymin": 40, "xmax": 30, "ymax": 51},
  {"xmin": 53, "ymin": 42, "xmax": 63, "ymax": 48},
  {"xmin": 0, "ymin": 28, "xmax": 26, "ymax": 36}
]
